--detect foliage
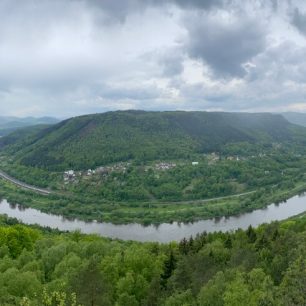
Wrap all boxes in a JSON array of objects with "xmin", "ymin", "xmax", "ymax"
[
  {"xmin": 0, "ymin": 215, "xmax": 306, "ymax": 304},
  {"xmin": 1, "ymin": 110, "xmax": 305, "ymax": 171}
]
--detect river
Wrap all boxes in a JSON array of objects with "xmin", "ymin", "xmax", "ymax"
[{"xmin": 0, "ymin": 194, "xmax": 306, "ymax": 242}]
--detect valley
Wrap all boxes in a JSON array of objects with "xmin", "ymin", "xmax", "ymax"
[
  {"xmin": 1, "ymin": 111, "xmax": 306, "ymax": 225},
  {"xmin": 3, "ymin": 1, "xmax": 306, "ymax": 304}
]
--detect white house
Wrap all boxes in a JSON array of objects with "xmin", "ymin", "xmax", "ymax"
[{"xmin": 64, "ymin": 170, "xmax": 75, "ymax": 177}]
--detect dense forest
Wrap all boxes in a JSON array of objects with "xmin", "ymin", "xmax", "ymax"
[
  {"xmin": 1, "ymin": 111, "xmax": 306, "ymax": 171},
  {"xmin": 0, "ymin": 214, "xmax": 306, "ymax": 305}
]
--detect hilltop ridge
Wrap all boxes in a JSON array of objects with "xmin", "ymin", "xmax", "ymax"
[{"xmin": 0, "ymin": 110, "xmax": 305, "ymax": 170}]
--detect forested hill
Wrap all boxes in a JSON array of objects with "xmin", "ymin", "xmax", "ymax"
[{"xmin": 0, "ymin": 110, "xmax": 305, "ymax": 170}]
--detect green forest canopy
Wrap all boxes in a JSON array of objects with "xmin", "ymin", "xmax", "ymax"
[{"xmin": 0, "ymin": 214, "xmax": 306, "ymax": 305}]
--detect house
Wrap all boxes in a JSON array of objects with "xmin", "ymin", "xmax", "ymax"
[
  {"xmin": 64, "ymin": 170, "xmax": 75, "ymax": 177},
  {"xmin": 192, "ymin": 162, "xmax": 199, "ymax": 166},
  {"xmin": 63, "ymin": 170, "xmax": 76, "ymax": 182},
  {"xmin": 96, "ymin": 167, "xmax": 109, "ymax": 174},
  {"xmin": 155, "ymin": 162, "xmax": 176, "ymax": 170}
]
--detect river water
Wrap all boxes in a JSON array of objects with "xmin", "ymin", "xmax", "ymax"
[{"xmin": 0, "ymin": 194, "xmax": 306, "ymax": 242}]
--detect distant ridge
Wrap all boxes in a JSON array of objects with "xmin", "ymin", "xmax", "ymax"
[
  {"xmin": 281, "ymin": 112, "xmax": 306, "ymax": 127},
  {"xmin": 0, "ymin": 110, "xmax": 305, "ymax": 170},
  {"xmin": 0, "ymin": 116, "xmax": 59, "ymax": 136}
]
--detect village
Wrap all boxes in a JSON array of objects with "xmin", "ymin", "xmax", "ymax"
[
  {"xmin": 63, "ymin": 162, "xmax": 130, "ymax": 183},
  {"xmin": 62, "ymin": 151, "xmax": 261, "ymax": 184},
  {"xmin": 62, "ymin": 152, "xmax": 244, "ymax": 184}
]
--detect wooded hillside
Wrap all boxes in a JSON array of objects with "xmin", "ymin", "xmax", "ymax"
[{"xmin": 1, "ymin": 111, "xmax": 305, "ymax": 170}]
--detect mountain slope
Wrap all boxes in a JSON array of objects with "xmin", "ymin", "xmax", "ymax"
[
  {"xmin": 0, "ymin": 111, "xmax": 305, "ymax": 170},
  {"xmin": 0, "ymin": 116, "xmax": 59, "ymax": 136},
  {"xmin": 281, "ymin": 112, "xmax": 306, "ymax": 127}
]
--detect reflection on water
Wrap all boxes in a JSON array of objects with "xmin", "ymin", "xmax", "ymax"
[
  {"xmin": 14, "ymin": 204, "xmax": 26, "ymax": 211},
  {"xmin": 0, "ymin": 194, "xmax": 306, "ymax": 242}
]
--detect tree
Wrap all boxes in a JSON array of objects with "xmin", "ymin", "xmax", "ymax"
[
  {"xmin": 278, "ymin": 257, "xmax": 306, "ymax": 305},
  {"xmin": 69, "ymin": 256, "xmax": 112, "ymax": 306},
  {"xmin": 198, "ymin": 271, "xmax": 227, "ymax": 306},
  {"xmin": 161, "ymin": 250, "xmax": 177, "ymax": 288},
  {"xmin": 246, "ymin": 225, "xmax": 257, "ymax": 243},
  {"xmin": 223, "ymin": 273, "xmax": 251, "ymax": 306},
  {"xmin": 164, "ymin": 290, "xmax": 194, "ymax": 306}
]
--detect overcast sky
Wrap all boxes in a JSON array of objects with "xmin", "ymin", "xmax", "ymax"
[{"xmin": 1, "ymin": 0, "xmax": 306, "ymax": 117}]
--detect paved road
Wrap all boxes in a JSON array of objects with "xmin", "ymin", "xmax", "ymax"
[{"xmin": 0, "ymin": 170, "xmax": 51, "ymax": 195}]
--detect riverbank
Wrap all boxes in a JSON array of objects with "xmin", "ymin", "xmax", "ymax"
[
  {"xmin": 1, "ymin": 173, "xmax": 306, "ymax": 225},
  {"xmin": 1, "ymin": 191, "xmax": 306, "ymax": 242}
]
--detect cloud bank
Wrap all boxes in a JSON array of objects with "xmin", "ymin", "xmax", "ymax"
[{"xmin": 0, "ymin": 0, "xmax": 306, "ymax": 117}]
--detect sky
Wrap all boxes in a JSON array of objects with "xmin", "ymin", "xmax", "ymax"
[{"xmin": 1, "ymin": 0, "xmax": 306, "ymax": 117}]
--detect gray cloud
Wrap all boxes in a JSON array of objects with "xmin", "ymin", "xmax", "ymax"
[
  {"xmin": 292, "ymin": 7, "xmax": 306, "ymax": 36},
  {"xmin": 153, "ymin": 50, "xmax": 185, "ymax": 77},
  {"xmin": 270, "ymin": 0, "xmax": 278, "ymax": 11},
  {"xmin": 72, "ymin": 0, "xmax": 225, "ymax": 24},
  {"xmin": 172, "ymin": 0, "xmax": 224, "ymax": 10},
  {"xmin": 184, "ymin": 14, "xmax": 267, "ymax": 78},
  {"xmin": 0, "ymin": 0, "xmax": 306, "ymax": 116},
  {"xmin": 96, "ymin": 84, "xmax": 161, "ymax": 101}
]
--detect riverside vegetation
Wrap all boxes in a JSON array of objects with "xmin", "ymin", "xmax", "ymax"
[
  {"xmin": 1, "ymin": 151, "xmax": 306, "ymax": 224},
  {"xmin": 0, "ymin": 213, "xmax": 306, "ymax": 305}
]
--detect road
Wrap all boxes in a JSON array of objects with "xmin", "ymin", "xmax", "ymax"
[
  {"xmin": 147, "ymin": 190, "xmax": 257, "ymax": 206},
  {"xmin": 0, "ymin": 170, "xmax": 51, "ymax": 195}
]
